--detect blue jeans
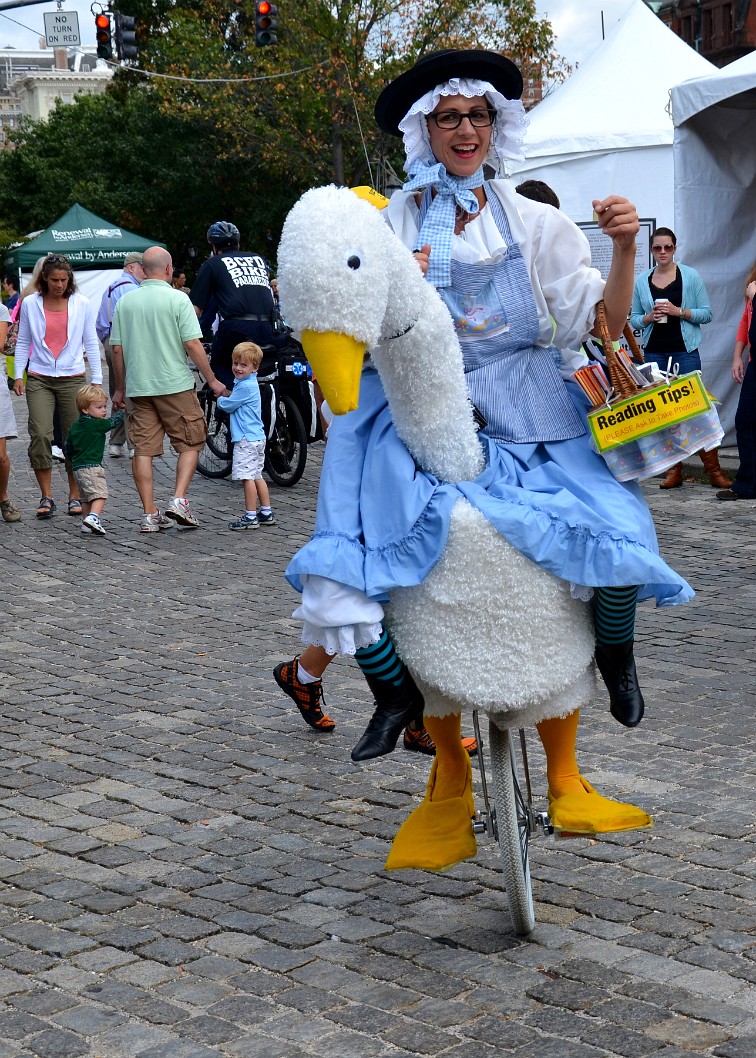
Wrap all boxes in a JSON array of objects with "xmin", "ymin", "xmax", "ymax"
[
  {"xmin": 733, "ymin": 358, "xmax": 756, "ymax": 497},
  {"xmin": 645, "ymin": 349, "xmax": 701, "ymax": 376}
]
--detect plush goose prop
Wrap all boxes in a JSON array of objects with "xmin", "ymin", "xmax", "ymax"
[{"xmin": 278, "ymin": 185, "xmax": 649, "ymax": 871}]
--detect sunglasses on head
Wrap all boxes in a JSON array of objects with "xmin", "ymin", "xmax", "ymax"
[{"xmin": 652, "ymin": 244, "xmax": 674, "ymax": 252}]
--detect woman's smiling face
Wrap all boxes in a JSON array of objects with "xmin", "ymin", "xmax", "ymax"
[{"xmin": 427, "ymin": 94, "xmax": 493, "ymax": 177}]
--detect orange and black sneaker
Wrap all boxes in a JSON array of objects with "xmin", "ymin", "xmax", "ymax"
[
  {"xmin": 273, "ymin": 658, "xmax": 336, "ymax": 732},
  {"xmin": 402, "ymin": 725, "xmax": 478, "ymax": 757}
]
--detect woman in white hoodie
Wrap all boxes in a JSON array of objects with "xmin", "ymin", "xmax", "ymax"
[{"xmin": 13, "ymin": 254, "xmax": 101, "ymax": 518}]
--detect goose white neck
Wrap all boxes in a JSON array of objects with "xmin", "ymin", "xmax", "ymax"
[{"xmin": 372, "ymin": 257, "xmax": 485, "ymax": 484}]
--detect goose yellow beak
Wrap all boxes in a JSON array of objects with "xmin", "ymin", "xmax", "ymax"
[{"xmin": 301, "ymin": 329, "xmax": 365, "ymax": 415}]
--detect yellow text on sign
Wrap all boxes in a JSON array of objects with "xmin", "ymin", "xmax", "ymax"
[{"xmin": 588, "ymin": 372, "xmax": 712, "ymax": 453}]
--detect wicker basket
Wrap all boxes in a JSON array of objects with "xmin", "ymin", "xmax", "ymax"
[
  {"xmin": 594, "ymin": 300, "xmax": 644, "ymax": 399},
  {"xmin": 587, "ymin": 302, "xmax": 723, "ymax": 482}
]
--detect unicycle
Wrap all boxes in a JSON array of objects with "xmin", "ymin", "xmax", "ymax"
[{"xmin": 471, "ymin": 712, "xmax": 553, "ymax": 936}]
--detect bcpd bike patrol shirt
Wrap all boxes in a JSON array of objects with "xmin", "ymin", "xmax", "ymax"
[{"xmin": 190, "ymin": 252, "xmax": 276, "ymax": 322}]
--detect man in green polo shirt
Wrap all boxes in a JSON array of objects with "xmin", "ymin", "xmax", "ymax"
[{"xmin": 110, "ymin": 246, "xmax": 229, "ymax": 532}]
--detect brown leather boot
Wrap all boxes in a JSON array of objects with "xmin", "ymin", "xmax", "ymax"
[
  {"xmin": 659, "ymin": 463, "xmax": 683, "ymax": 489},
  {"xmin": 699, "ymin": 448, "xmax": 732, "ymax": 488}
]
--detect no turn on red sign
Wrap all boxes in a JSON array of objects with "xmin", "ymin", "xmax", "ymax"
[{"xmin": 43, "ymin": 11, "xmax": 81, "ymax": 48}]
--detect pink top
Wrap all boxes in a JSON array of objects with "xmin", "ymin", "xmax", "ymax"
[{"xmin": 44, "ymin": 307, "xmax": 68, "ymax": 358}]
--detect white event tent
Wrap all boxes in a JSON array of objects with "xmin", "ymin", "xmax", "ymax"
[
  {"xmin": 508, "ymin": 0, "xmax": 716, "ymax": 228},
  {"xmin": 672, "ymin": 50, "xmax": 756, "ymax": 445}
]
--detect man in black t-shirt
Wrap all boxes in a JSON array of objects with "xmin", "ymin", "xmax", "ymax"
[{"xmin": 190, "ymin": 221, "xmax": 283, "ymax": 388}]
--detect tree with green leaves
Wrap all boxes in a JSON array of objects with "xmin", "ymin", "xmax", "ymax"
[
  {"xmin": 119, "ymin": 0, "xmax": 568, "ymax": 186},
  {"xmin": 0, "ymin": 2, "xmax": 567, "ymax": 261},
  {"xmin": 0, "ymin": 89, "xmax": 290, "ymax": 271}
]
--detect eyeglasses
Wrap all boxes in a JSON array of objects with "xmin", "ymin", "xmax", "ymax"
[
  {"xmin": 45, "ymin": 255, "xmax": 70, "ymax": 266},
  {"xmin": 651, "ymin": 244, "xmax": 675, "ymax": 252},
  {"xmin": 427, "ymin": 107, "xmax": 496, "ymax": 130}
]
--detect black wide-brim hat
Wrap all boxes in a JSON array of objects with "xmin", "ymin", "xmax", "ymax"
[{"xmin": 375, "ymin": 49, "xmax": 523, "ymax": 137}]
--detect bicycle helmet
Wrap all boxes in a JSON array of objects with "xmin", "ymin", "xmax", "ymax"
[{"xmin": 207, "ymin": 221, "xmax": 240, "ymax": 247}]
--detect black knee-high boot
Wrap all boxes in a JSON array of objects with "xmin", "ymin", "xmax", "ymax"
[
  {"xmin": 594, "ymin": 642, "xmax": 644, "ymax": 728},
  {"xmin": 594, "ymin": 587, "xmax": 645, "ymax": 728},
  {"xmin": 351, "ymin": 631, "xmax": 424, "ymax": 762}
]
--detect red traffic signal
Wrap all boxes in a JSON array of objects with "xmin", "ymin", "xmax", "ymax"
[
  {"xmin": 95, "ymin": 13, "xmax": 113, "ymax": 61},
  {"xmin": 255, "ymin": 1, "xmax": 278, "ymax": 46}
]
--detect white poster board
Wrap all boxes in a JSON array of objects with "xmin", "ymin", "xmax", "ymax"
[{"xmin": 577, "ymin": 219, "xmax": 656, "ymax": 281}]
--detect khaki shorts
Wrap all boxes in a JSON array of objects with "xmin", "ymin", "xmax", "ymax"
[
  {"xmin": 74, "ymin": 465, "xmax": 108, "ymax": 502},
  {"xmin": 128, "ymin": 389, "xmax": 207, "ymax": 457}
]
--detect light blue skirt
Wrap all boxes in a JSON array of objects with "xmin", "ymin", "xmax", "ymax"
[{"xmin": 286, "ymin": 366, "xmax": 693, "ymax": 608}]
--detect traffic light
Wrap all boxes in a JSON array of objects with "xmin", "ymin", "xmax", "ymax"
[
  {"xmin": 114, "ymin": 13, "xmax": 138, "ymax": 61},
  {"xmin": 95, "ymin": 13, "xmax": 113, "ymax": 61},
  {"xmin": 254, "ymin": 2, "xmax": 278, "ymax": 46}
]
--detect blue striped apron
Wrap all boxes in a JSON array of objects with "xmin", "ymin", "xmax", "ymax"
[{"xmin": 419, "ymin": 186, "xmax": 585, "ymax": 444}]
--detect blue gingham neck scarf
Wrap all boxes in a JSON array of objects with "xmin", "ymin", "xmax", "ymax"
[{"xmin": 402, "ymin": 159, "xmax": 484, "ymax": 288}]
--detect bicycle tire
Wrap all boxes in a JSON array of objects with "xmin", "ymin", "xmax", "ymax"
[
  {"xmin": 197, "ymin": 387, "xmax": 233, "ymax": 479},
  {"xmin": 488, "ymin": 721, "xmax": 536, "ymax": 935},
  {"xmin": 264, "ymin": 393, "xmax": 307, "ymax": 487}
]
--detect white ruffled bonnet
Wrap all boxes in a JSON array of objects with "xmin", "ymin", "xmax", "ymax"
[{"xmin": 398, "ymin": 76, "xmax": 528, "ymax": 173}]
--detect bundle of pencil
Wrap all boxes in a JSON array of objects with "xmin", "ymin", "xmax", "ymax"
[{"xmin": 573, "ymin": 363, "xmax": 612, "ymax": 407}]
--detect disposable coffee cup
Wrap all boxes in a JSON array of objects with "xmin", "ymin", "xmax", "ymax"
[{"xmin": 654, "ymin": 299, "xmax": 668, "ymax": 323}]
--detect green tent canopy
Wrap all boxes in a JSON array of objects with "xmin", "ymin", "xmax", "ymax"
[{"xmin": 4, "ymin": 203, "xmax": 164, "ymax": 271}]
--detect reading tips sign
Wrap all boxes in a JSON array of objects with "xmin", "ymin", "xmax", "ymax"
[{"xmin": 588, "ymin": 372, "xmax": 713, "ymax": 453}]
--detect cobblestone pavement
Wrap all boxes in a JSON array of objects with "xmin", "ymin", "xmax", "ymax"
[{"xmin": 0, "ymin": 390, "xmax": 753, "ymax": 1058}]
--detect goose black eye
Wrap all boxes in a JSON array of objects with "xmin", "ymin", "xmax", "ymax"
[{"xmin": 347, "ymin": 254, "xmax": 361, "ymax": 270}]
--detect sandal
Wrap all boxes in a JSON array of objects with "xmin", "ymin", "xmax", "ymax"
[
  {"xmin": 36, "ymin": 497, "xmax": 56, "ymax": 519},
  {"xmin": 67, "ymin": 498, "xmax": 83, "ymax": 516}
]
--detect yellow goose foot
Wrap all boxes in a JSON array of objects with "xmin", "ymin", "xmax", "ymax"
[
  {"xmin": 384, "ymin": 758, "xmax": 477, "ymax": 872},
  {"xmin": 548, "ymin": 775, "xmax": 653, "ymax": 835}
]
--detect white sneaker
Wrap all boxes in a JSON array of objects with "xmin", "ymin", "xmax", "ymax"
[
  {"xmin": 109, "ymin": 444, "xmax": 123, "ymax": 458},
  {"xmin": 139, "ymin": 509, "xmax": 173, "ymax": 533},
  {"xmin": 82, "ymin": 513, "xmax": 106, "ymax": 536},
  {"xmin": 164, "ymin": 497, "xmax": 199, "ymax": 528},
  {"xmin": 127, "ymin": 447, "xmax": 135, "ymax": 458}
]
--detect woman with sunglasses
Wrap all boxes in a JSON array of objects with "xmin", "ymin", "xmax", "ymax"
[
  {"xmin": 630, "ymin": 227, "xmax": 730, "ymax": 490},
  {"xmin": 282, "ymin": 51, "xmax": 693, "ymax": 871},
  {"xmin": 13, "ymin": 254, "xmax": 101, "ymax": 518}
]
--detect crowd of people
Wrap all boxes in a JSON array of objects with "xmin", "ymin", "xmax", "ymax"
[{"xmin": 0, "ymin": 224, "xmax": 283, "ymax": 535}]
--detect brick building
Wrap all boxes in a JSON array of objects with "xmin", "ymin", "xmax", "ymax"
[{"xmin": 648, "ymin": 1, "xmax": 756, "ymax": 66}]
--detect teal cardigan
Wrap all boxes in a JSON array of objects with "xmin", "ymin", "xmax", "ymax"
[{"xmin": 629, "ymin": 263, "xmax": 712, "ymax": 352}]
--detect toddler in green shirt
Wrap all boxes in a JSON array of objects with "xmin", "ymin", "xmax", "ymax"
[{"xmin": 64, "ymin": 384, "xmax": 124, "ymax": 536}]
